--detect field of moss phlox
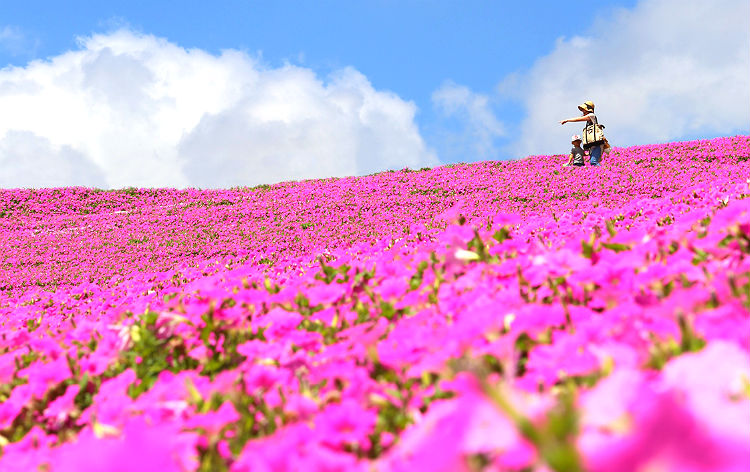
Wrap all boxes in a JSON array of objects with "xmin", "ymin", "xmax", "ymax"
[{"xmin": 1, "ymin": 136, "xmax": 749, "ymax": 471}]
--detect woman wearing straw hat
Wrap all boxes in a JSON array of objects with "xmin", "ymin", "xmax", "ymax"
[{"xmin": 559, "ymin": 101, "xmax": 604, "ymax": 166}]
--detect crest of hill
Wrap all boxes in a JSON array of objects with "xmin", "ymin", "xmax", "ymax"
[{"xmin": 0, "ymin": 136, "xmax": 748, "ymax": 295}]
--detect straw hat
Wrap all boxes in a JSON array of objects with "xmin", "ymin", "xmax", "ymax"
[
  {"xmin": 571, "ymin": 134, "xmax": 582, "ymax": 143},
  {"xmin": 577, "ymin": 101, "xmax": 595, "ymax": 113}
]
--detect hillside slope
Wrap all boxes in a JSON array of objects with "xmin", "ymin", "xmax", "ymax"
[{"xmin": 1, "ymin": 136, "xmax": 749, "ymax": 471}]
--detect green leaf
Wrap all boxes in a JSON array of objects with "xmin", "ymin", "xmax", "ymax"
[{"xmin": 601, "ymin": 242, "xmax": 630, "ymax": 253}]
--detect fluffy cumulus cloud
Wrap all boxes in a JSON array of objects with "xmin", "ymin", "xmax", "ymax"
[
  {"xmin": 432, "ymin": 81, "xmax": 505, "ymax": 159},
  {"xmin": 0, "ymin": 30, "xmax": 437, "ymax": 188},
  {"xmin": 503, "ymin": 0, "xmax": 750, "ymax": 156},
  {"xmin": 0, "ymin": 131, "xmax": 106, "ymax": 188}
]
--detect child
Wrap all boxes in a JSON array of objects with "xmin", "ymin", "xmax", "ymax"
[{"xmin": 563, "ymin": 135, "xmax": 585, "ymax": 167}]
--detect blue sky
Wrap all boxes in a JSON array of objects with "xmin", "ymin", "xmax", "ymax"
[
  {"xmin": 2, "ymin": 1, "xmax": 636, "ymax": 89},
  {"xmin": 0, "ymin": 0, "xmax": 748, "ymax": 188},
  {"xmin": 2, "ymin": 1, "xmax": 635, "ymax": 127}
]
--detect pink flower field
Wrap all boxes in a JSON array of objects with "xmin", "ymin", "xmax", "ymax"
[{"xmin": 1, "ymin": 136, "xmax": 749, "ymax": 471}]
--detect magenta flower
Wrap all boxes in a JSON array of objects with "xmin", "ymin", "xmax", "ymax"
[
  {"xmin": 51, "ymin": 417, "xmax": 199, "ymax": 472},
  {"xmin": 315, "ymin": 398, "xmax": 377, "ymax": 449},
  {"xmin": 383, "ymin": 374, "xmax": 535, "ymax": 471}
]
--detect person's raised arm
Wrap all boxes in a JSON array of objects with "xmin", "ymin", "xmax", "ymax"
[{"xmin": 559, "ymin": 115, "xmax": 592, "ymax": 125}]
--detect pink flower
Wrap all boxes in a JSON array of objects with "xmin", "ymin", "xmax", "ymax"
[
  {"xmin": 580, "ymin": 347, "xmax": 750, "ymax": 472},
  {"xmin": 258, "ymin": 307, "xmax": 303, "ymax": 339},
  {"xmin": 378, "ymin": 277, "xmax": 408, "ymax": 301},
  {"xmin": 44, "ymin": 384, "xmax": 80, "ymax": 425},
  {"xmin": 315, "ymin": 398, "xmax": 377, "ymax": 449},
  {"xmin": 79, "ymin": 351, "xmax": 114, "ymax": 376},
  {"xmin": 382, "ymin": 374, "xmax": 534, "ymax": 472},
  {"xmin": 51, "ymin": 417, "xmax": 199, "ymax": 472},
  {"xmin": 232, "ymin": 423, "xmax": 364, "ymax": 472},
  {"xmin": 0, "ymin": 426, "xmax": 55, "ymax": 472},
  {"xmin": 0, "ymin": 384, "xmax": 34, "ymax": 430},
  {"xmin": 184, "ymin": 401, "xmax": 240, "ymax": 435},
  {"xmin": 660, "ymin": 341, "xmax": 750, "ymax": 442}
]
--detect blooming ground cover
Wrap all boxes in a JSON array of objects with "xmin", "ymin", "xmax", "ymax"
[{"xmin": 0, "ymin": 136, "xmax": 749, "ymax": 471}]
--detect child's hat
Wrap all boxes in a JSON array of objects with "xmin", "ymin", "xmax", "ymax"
[
  {"xmin": 571, "ymin": 134, "xmax": 582, "ymax": 142},
  {"xmin": 577, "ymin": 101, "xmax": 595, "ymax": 113}
]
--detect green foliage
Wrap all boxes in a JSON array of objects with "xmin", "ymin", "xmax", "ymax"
[
  {"xmin": 127, "ymin": 236, "xmax": 149, "ymax": 245},
  {"xmin": 466, "ymin": 229, "xmax": 490, "ymax": 262},
  {"xmin": 492, "ymin": 227, "xmax": 511, "ymax": 243},
  {"xmin": 409, "ymin": 261, "xmax": 429, "ymax": 290},
  {"xmin": 121, "ymin": 311, "xmax": 198, "ymax": 397},
  {"xmin": 601, "ymin": 242, "xmax": 630, "ymax": 253},
  {"xmin": 646, "ymin": 314, "xmax": 706, "ymax": 370}
]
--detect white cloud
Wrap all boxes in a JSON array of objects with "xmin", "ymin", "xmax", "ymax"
[
  {"xmin": 0, "ymin": 131, "xmax": 106, "ymax": 188},
  {"xmin": 432, "ymin": 81, "xmax": 505, "ymax": 159},
  {"xmin": 0, "ymin": 30, "xmax": 437, "ymax": 188},
  {"xmin": 503, "ymin": 0, "xmax": 750, "ymax": 156}
]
